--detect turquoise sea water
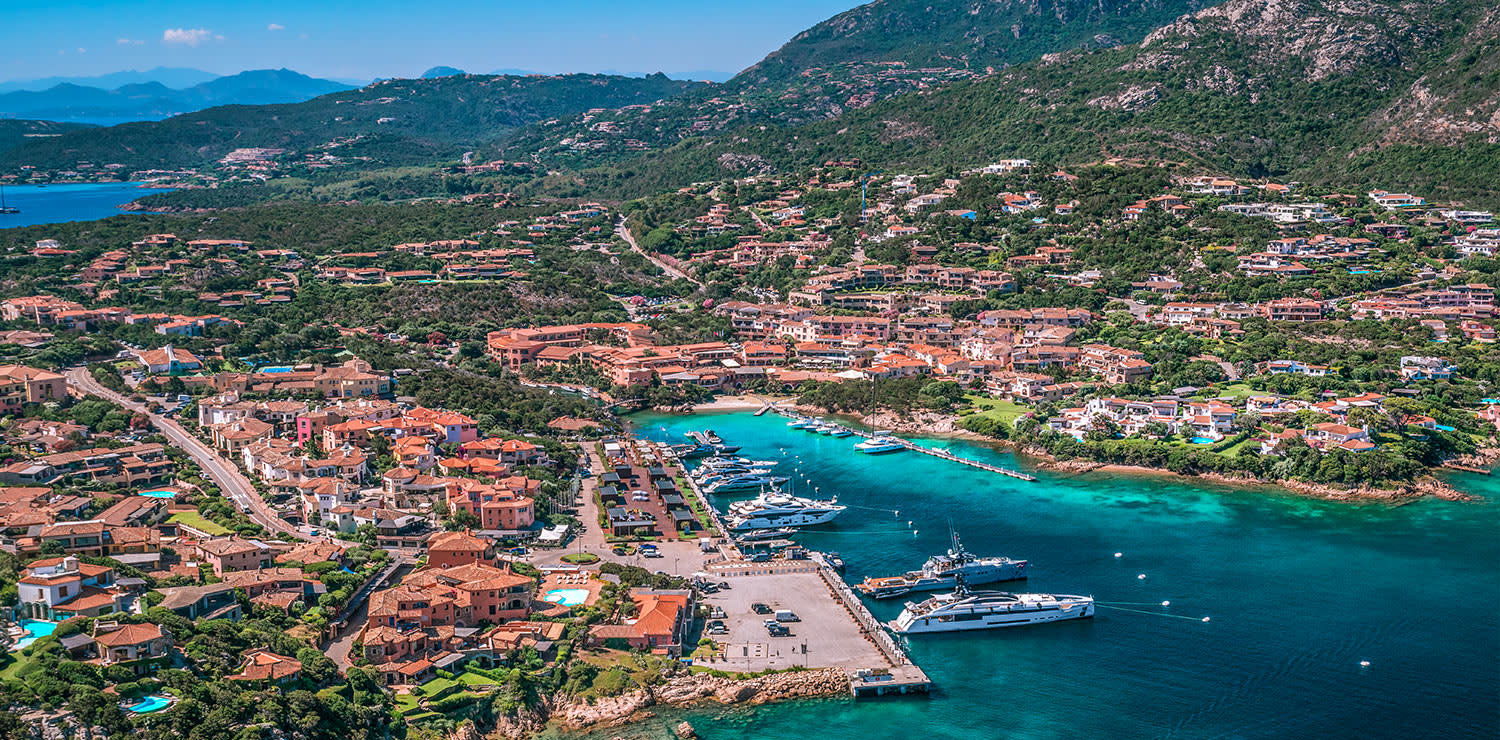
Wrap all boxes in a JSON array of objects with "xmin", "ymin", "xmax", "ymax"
[
  {"xmin": 0, "ymin": 182, "xmax": 171, "ymax": 228},
  {"xmin": 569, "ymin": 410, "xmax": 1500, "ymax": 740}
]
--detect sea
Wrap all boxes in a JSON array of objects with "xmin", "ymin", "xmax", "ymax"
[
  {"xmin": 0, "ymin": 182, "xmax": 169, "ymax": 228},
  {"xmin": 550, "ymin": 410, "xmax": 1500, "ymax": 740}
]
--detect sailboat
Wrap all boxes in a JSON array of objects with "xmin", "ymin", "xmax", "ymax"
[{"xmin": 0, "ymin": 183, "xmax": 19, "ymax": 215}]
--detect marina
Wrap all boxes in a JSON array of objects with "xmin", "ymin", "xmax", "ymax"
[
  {"xmin": 773, "ymin": 407, "xmax": 1036, "ymax": 481},
  {"xmin": 620, "ymin": 410, "xmax": 1500, "ymax": 740}
]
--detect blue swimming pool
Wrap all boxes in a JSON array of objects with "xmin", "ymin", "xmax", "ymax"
[
  {"xmin": 1189, "ymin": 437, "xmax": 1216, "ymax": 445},
  {"xmin": 1435, "ymin": 424, "xmax": 1456, "ymax": 432},
  {"xmin": 125, "ymin": 695, "xmax": 172, "ymax": 714},
  {"xmin": 138, "ymin": 489, "xmax": 177, "ymax": 499},
  {"xmin": 258, "ymin": 366, "xmax": 294, "ymax": 374},
  {"xmin": 12, "ymin": 619, "xmax": 56, "ymax": 650},
  {"xmin": 543, "ymin": 588, "xmax": 590, "ymax": 607}
]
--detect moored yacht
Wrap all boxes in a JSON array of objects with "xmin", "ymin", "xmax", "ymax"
[
  {"xmin": 855, "ymin": 434, "xmax": 905, "ymax": 454},
  {"xmin": 703, "ymin": 473, "xmax": 789, "ymax": 493},
  {"xmin": 725, "ymin": 492, "xmax": 845, "ymax": 530},
  {"xmin": 857, "ymin": 536, "xmax": 1028, "ymax": 598},
  {"xmin": 889, "ymin": 584, "xmax": 1094, "ymax": 634}
]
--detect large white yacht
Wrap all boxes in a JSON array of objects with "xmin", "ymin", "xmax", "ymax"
[
  {"xmin": 855, "ymin": 434, "xmax": 905, "ymax": 454},
  {"xmin": 889, "ymin": 584, "xmax": 1094, "ymax": 634},
  {"xmin": 725, "ymin": 493, "xmax": 845, "ymax": 530},
  {"xmin": 703, "ymin": 473, "xmax": 789, "ymax": 494},
  {"xmin": 857, "ymin": 536, "xmax": 1028, "ymax": 598}
]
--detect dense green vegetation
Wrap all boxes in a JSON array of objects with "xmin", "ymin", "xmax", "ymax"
[
  {"xmin": 735, "ymin": 0, "xmax": 1218, "ymax": 87},
  {"xmin": 549, "ymin": 0, "xmax": 1499, "ymax": 206}
]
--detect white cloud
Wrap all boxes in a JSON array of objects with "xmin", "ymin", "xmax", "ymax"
[
  {"xmin": 77, "ymin": 47, "xmax": 86, "ymax": 54},
  {"xmin": 117, "ymin": 38, "xmax": 145, "ymax": 45},
  {"xmin": 267, "ymin": 23, "xmax": 284, "ymax": 31},
  {"xmin": 162, "ymin": 28, "xmax": 214, "ymax": 46}
]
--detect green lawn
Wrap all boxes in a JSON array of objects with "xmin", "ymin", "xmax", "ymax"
[
  {"xmin": 1196, "ymin": 383, "xmax": 1259, "ymax": 401},
  {"xmin": 965, "ymin": 395, "xmax": 1029, "ymax": 427},
  {"xmin": 457, "ymin": 670, "xmax": 497, "ymax": 687},
  {"xmin": 168, "ymin": 511, "xmax": 232, "ymax": 536}
]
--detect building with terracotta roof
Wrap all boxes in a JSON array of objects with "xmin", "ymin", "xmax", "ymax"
[
  {"xmin": 426, "ymin": 530, "xmax": 495, "ymax": 568},
  {"xmin": 0, "ymin": 365, "xmax": 66, "ymax": 412},
  {"xmin": 92, "ymin": 622, "xmax": 172, "ymax": 668},
  {"xmin": 227, "ymin": 649, "xmax": 302, "ymax": 684},
  {"xmin": 366, "ymin": 561, "xmax": 534, "ymax": 631},
  {"xmin": 588, "ymin": 589, "xmax": 693, "ymax": 655},
  {"xmin": 445, "ymin": 478, "xmax": 537, "ymax": 532},
  {"xmin": 17, "ymin": 556, "xmax": 124, "ymax": 620}
]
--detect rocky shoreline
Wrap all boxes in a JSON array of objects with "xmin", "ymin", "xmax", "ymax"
[
  {"xmin": 794, "ymin": 405, "xmax": 1484, "ymax": 504},
  {"xmin": 507, "ymin": 668, "xmax": 848, "ymax": 739}
]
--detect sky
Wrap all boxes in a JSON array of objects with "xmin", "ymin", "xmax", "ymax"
[{"xmin": 1, "ymin": 0, "xmax": 861, "ymax": 84}]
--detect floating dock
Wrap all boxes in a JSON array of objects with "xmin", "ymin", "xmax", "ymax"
[{"xmin": 776, "ymin": 410, "xmax": 1035, "ymax": 482}]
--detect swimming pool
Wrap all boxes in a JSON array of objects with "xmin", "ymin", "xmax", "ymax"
[
  {"xmin": 1435, "ymin": 424, "xmax": 1456, "ymax": 432},
  {"xmin": 1189, "ymin": 437, "xmax": 1216, "ymax": 445},
  {"xmin": 259, "ymin": 366, "xmax": 294, "ymax": 374},
  {"xmin": 138, "ymin": 490, "xmax": 177, "ymax": 499},
  {"xmin": 543, "ymin": 588, "xmax": 590, "ymax": 607},
  {"xmin": 12, "ymin": 619, "xmax": 57, "ymax": 650},
  {"xmin": 125, "ymin": 695, "xmax": 172, "ymax": 714}
]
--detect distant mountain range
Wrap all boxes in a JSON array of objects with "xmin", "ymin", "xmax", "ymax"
[
  {"xmin": 0, "ymin": 67, "xmax": 221, "ymax": 94},
  {"xmin": 0, "ymin": 69, "xmax": 355, "ymax": 124},
  {"xmin": 1, "ymin": 73, "xmax": 708, "ymax": 171}
]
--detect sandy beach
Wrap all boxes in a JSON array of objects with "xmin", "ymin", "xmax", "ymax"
[{"xmin": 692, "ymin": 394, "xmax": 793, "ymax": 411}]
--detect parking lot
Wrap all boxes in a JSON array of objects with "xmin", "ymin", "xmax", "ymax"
[{"xmin": 697, "ymin": 570, "xmax": 889, "ymax": 672}]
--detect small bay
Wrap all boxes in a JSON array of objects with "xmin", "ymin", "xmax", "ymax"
[
  {"xmin": 552, "ymin": 410, "xmax": 1500, "ymax": 739},
  {"xmin": 0, "ymin": 182, "xmax": 170, "ymax": 228}
]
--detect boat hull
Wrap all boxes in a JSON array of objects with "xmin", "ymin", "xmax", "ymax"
[
  {"xmin": 859, "ymin": 562, "xmax": 1029, "ymax": 598},
  {"xmin": 728, "ymin": 510, "xmax": 841, "ymax": 531},
  {"xmin": 891, "ymin": 602, "xmax": 1094, "ymax": 634}
]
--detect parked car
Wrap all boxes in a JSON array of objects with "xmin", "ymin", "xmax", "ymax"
[
  {"xmin": 709, "ymin": 606, "xmax": 726, "ymax": 619},
  {"xmin": 642, "ymin": 550, "xmax": 664, "ymax": 559},
  {"xmin": 775, "ymin": 610, "xmax": 800, "ymax": 623},
  {"xmin": 751, "ymin": 603, "xmax": 773, "ymax": 615},
  {"xmin": 707, "ymin": 620, "xmax": 728, "ymax": 635}
]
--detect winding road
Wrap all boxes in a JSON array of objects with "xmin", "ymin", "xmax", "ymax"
[
  {"xmin": 616, "ymin": 216, "xmax": 702, "ymax": 287},
  {"xmin": 65, "ymin": 366, "xmax": 308, "ymax": 541}
]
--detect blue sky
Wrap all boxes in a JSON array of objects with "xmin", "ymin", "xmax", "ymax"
[{"xmin": 2, "ymin": 0, "xmax": 860, "ymax": 83}]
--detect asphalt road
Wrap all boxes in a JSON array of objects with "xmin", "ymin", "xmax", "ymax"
[
  {"xmin": 616, "ymin": 216, "xmax": 702, "ymax": 287},
  {"xmin": 65, "ymin": 366, "xmax": 308, "ymax": 541}
]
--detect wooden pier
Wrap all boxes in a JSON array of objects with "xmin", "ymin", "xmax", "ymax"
[{"xmin": 775, "ymin": 409, "xmax": 1036, "ymax": 482}]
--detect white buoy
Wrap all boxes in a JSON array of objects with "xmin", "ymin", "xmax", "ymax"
[
  {"xmin": 907, "ymin": 521, "xmax": 913, "ymax": 527},
  {"xmin": 1137, "ymin": 573, "xmax": 1147, "ymax": 580},
  {"xmin": 1359, "ymin": 660, "xmax": 1371, "ymax": 667},
  {"xmin": 1160, "ymin": 600, "xmax": 1171, "ymax": 607},
  {"xmin": 1114, "ymin": 552, "xmax": 1123, "ymax": 558},
  {"xmin": 1201, "ymin": 617, "xmax": 1211, "ymax": 622}
]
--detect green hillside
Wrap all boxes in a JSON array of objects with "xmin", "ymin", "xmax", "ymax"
[
  {"xmin": 733, "ymin": 0, "xmax": 1219, "ymax": 86},
  {"xmin": 0, "ymin": 73, "xmax": 706, "ymax": 171},
  {"xmin": 575, "ymin": 0, "xmax": 1500, "ymax": 205},
  {"xmin": 0, "ymin": 119, "xmax": 94, "ymax": 153}
]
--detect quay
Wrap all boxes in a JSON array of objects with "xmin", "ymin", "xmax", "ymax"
[
  {"xmin": 667, "ymin": 439, "xmax": 931, "ymax": 698},
  {"xmin": 772, "ymin": 407, "xmax": 1036, "ymax": 482}
]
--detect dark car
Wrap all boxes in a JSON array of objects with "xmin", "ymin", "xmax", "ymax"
[{"xmin": 751, "ymin": 602, "xmax": 773, "ymax": 615}]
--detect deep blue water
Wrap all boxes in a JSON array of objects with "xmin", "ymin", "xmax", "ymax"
[
  {"xmin": 0, "ymin": 182, "xmax": 170, "ymax": 228},
  {"xmin": 558, "ymin": 411, "xmax": 1500, "ymax": 740}
]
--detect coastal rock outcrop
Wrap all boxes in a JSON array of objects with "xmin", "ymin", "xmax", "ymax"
[{"xmin": 551, "ymin": 668, "xmax": 848, "ymax": 730}]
